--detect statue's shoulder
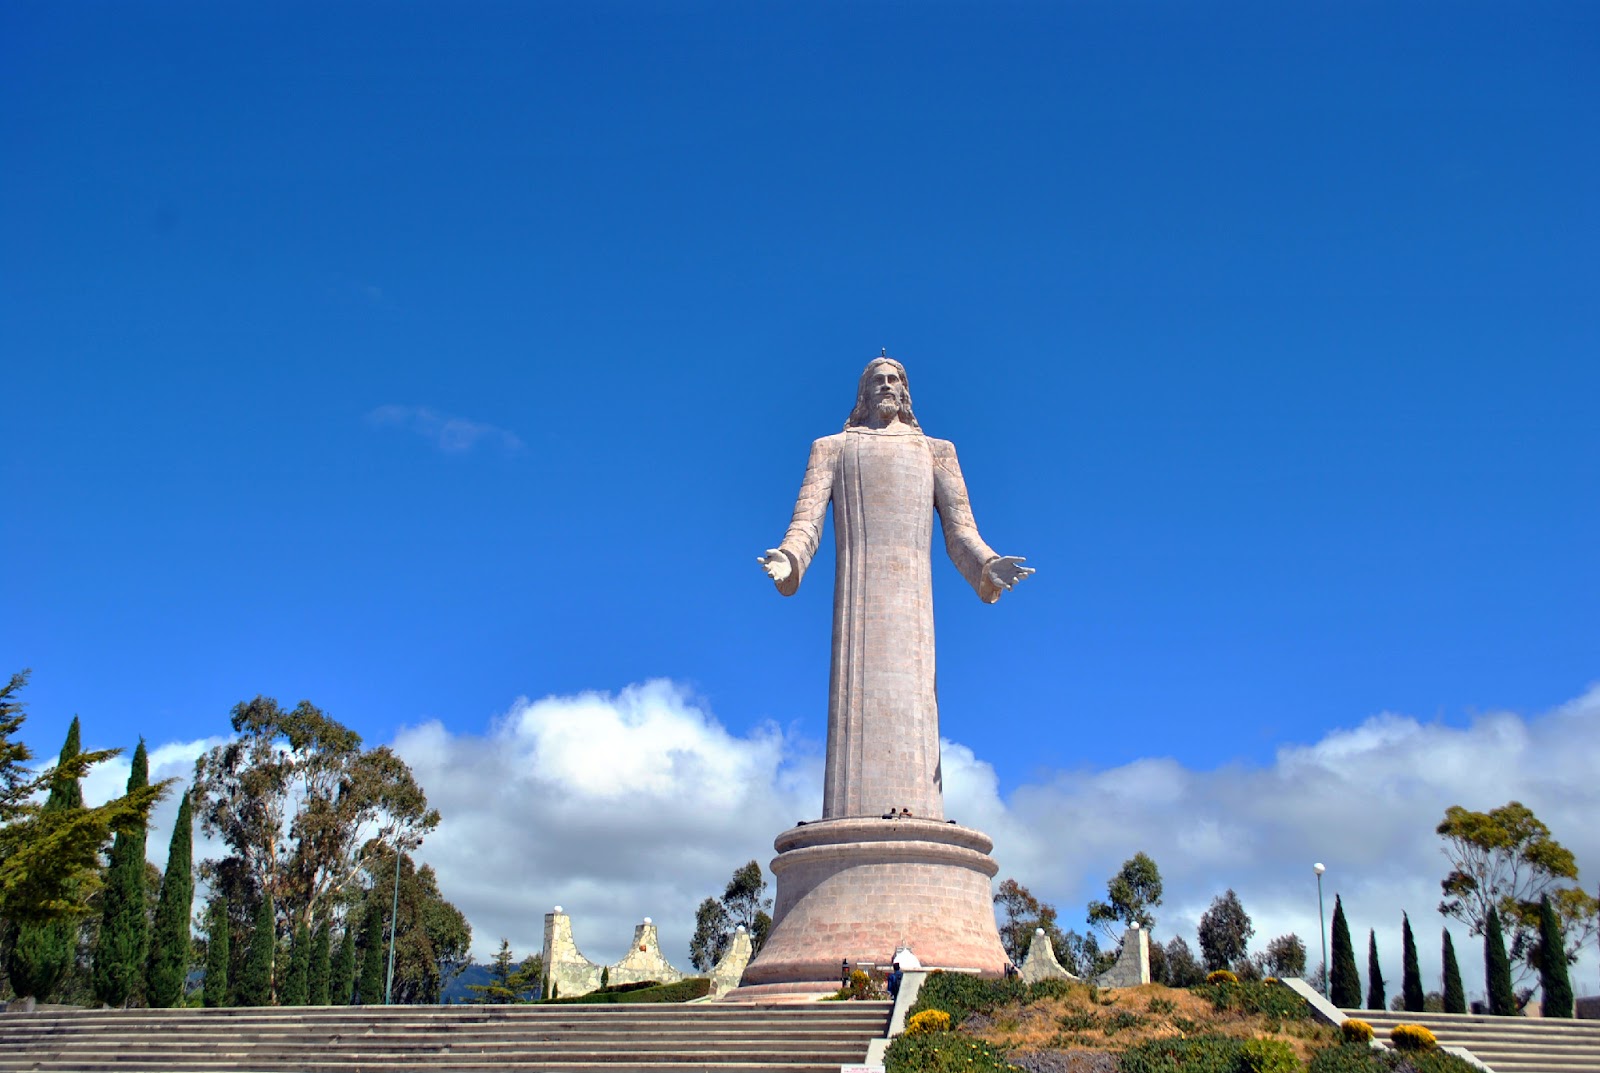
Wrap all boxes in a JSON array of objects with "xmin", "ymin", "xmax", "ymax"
[
  {"xmin": 926, "ymin": 436, "xmax": 958, "ymax": 459},
  {"xmin": 811, "ymin": 432, "xmax": 848, "ymax": 453}
]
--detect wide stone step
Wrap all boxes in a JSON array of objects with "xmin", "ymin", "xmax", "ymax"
[
  {"xmin": 0, "ymin": 1002, "xmax": 891, "ymax": 1073},
  {"xmin": 1338, "ymin": 1006, "xmax": 1600, "ymax": 1073}
]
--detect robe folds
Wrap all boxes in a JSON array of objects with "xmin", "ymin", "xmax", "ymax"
[{"xmin": 776, "ymin": 426, "xmax": 1001, "ymax": 820}]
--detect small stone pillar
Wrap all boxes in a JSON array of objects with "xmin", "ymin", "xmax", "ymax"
[
  {"xmin": 542, "ymin": 906, "xmax": 603, "ymax": 998},
  {"xmin": 709, "ymin": 926, "xmax": 754, "ymax": 997},
  {"xmin": 1019, "ymin": 926, "xmax": 1079, "ymax": 984},
  {"xmin": 607, "ymin": 917, "xmax": 685, "ymax": 988},
  {"xmin": 1097, "ymin": 923, "xmax": 1150, "ymax": 988}
]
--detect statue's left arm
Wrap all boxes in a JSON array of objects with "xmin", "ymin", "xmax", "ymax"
[{"xmin": 931, "ymin": 439, "xmax": 1033, "ymax": 604}]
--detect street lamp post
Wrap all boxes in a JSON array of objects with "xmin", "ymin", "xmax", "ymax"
[
  {"xmin": 1314, "ymin": 863, "xmax": 1328, "ymax": 998},
  {"xmin": 385, "ymin": 839, "xmax": 407, "ymax": 1005}
]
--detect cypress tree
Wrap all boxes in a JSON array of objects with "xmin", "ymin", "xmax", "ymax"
[
  {"xmin": 146, "ymin": 790, "xmax": 194, "ymax": 1008},
  {"xmin": 309, "ymin": 921, "xmax": 332, "ymax": 1006},
  {"xmin": 1484, "ymin": 906, "xmax": 1515, "ymax": 1015},
  {"xmin": 1366, "ymin": 929, "xmax": 1385, "ymax": 1010},
  {"xmin": 238, "ymin": 892, "xmax": 275, "ymax": 1006},
  {"xmin": 5, "ymin": 718, "xmax": 86, "ymax": 1001},
  {"xmin": 92, "ymin": 739, "xmax": 150, "ymax": 1007},
  {"xmin": 1400, "ymin": 913, "xmax": 1424, "ymax": 1012},
  {"xmin": 332, "ymin": 925, "xmax": 357, "ymax": 1005},
  {"xmin": 1329, "ymin": 895, "xmax": 1361, "ymax": 1008},
  {"xmin": 357, "ymin": 904, "xmax": 386, "ymax": 1004},
  {"xmin": 280, "ymin": 922, "xmax": 310, "ymax": 1006},
  {"xmin": 1536, "ymin": 894, "xmax": 1574, "ymax": 1017},
  {"xmin": 1442, "ymin": 930, "xmax": 1466, "ymax": 1013},
  {"xmin": 203, "ymin": 894, "xmax": 230, "ymax": 1007}
]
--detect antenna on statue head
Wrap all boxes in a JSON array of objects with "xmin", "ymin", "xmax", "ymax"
[{"xmin": 881, "ymin": 347, "xmax": 887, "ymax": 357}]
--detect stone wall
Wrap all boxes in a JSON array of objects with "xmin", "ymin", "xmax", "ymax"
[{"xmin": 539, "ymin": 909, "xmax": 753, "ymax": 999}]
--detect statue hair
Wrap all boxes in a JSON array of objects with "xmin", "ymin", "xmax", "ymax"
[{"xmin": 844, "ymin": 357, "xmax": 920, "ymax": 430}]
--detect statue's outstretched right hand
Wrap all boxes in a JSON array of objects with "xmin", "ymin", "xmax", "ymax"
[{"xmin": 759, "ymin": 549, "xmax": 793, "ymax": 584}]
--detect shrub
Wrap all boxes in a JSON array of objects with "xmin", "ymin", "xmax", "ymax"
[
  {"xmin": 884, "ymin": 1031, "xmax": 1018, "ymax": 1072},
  {"xmin": 545, "ymin": 977, "xmax": 709, "ymax": 1003},
  {"xmin": 1341, "ymin": 1018, "xmax": 1374, "ymax": 1043},
  {"xmin": 1208, "ymin": 969, "xmax": 1239, "ymax": 984},
  {"xmin": 1309, "ymin": 1043, "xmax": 1380, "ymax": 1073},
  {"xmin": 1390, "ymin": 1023, "xmax": 1437, "ymax": 1051},
  {"xmin": 1240, "ymin": 1038, "xmax": 1299, "ymax": 1073},
  {"xmin": 906, "ymin": 1009, "xmax": 953, "ymax": 1035},
  {"xmin": 1025, "ymin": 976, "xmax": 1082, "ymax": 1002},
  {"xmin": 907, "ymin": 970, "xmax": 1024, "ymax": 1025},
  {"xmin": 1195, "ymin": 979, "xmax": 1312, "ymax": 1020},
  {"xmin": 1119, "ymin": 1035, "xmax": 1245, "ymax": 1073}
]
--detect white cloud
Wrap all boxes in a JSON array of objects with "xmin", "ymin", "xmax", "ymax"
[
  {"xmin": 87, "ymin": 681, "xmax": 1599, "ymax": 1004},
  {"xmin": 367, "ymin": 404, "xmax": 524, "ymax": 454}
]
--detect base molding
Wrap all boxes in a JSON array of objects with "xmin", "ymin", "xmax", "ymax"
[{"xmin": 737, "ymin": 816, "xmax": 1009, "ymax": 989}]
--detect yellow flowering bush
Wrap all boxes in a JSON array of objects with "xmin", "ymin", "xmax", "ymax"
[
  {"xmin": 905, "ymin": 1009, "xmax": 953, "ymax": 1035},
  {"xmin": 1390, "ymin": 1023, "xmax": 1437, "ymax": 1051},
  {"xmin": 1340, "ymin": 1018, "xmax": 1373, "ymax": 1043},
  {"xmin": 1207, "ymin": 969, "xmax": 1239, "ymax": 984}
]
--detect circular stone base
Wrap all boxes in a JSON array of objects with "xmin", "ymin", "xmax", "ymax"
[{"xmin": 729, "ymin": 817, "xmax": 1009, "ymax": 994}]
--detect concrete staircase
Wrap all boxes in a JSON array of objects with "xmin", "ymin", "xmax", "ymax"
[
  {"xmin": 0, "ymin": 1001, "xmax": 892, "ymax": 1072},
  {"xmin": 1343, "ymin": 1007, "xmax": 1600, "ymax": 1073}
]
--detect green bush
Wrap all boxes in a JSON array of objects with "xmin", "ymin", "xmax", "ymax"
[
  {"xmin": 1239, "ymin": 1038, "xmax": 1298, "ymax": 1073},
  {"xmin": 906, "ymin": 970, "xmax": 1024, "ymax": 1025},
  {"xmin": 1119, "ymin": 1036, "xmax": 1246, "ymax": 1073},
  {"xmin": 1309, "ymin": 1043, "xmax": 1380, "ymax": 1073},
  {"xmin": 1309, "ymin": 1043, "xmax": 1481, "ymax": 1073},
  {"xmin": 884, "ymin": 1031, "xmax": 1018, "ymax": 1072},
  {"xmin": 545, "ymin": 977, "xmax": 710, "ymax": 1003},
  {"xmin": 1193, "ymin": 979, "xmax": 1312, "ymax": 1020}
]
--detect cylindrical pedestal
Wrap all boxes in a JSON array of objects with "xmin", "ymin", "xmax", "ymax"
[{"xmin": 728, "ymin": 817, "xmax": 1008, "ymax": 997}]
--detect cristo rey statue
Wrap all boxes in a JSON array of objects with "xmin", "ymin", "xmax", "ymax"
[{"xmin": 733, "ymin": 356, "xmax": 1032, "ymax": 997}]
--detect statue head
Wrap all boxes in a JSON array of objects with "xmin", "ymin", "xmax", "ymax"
[{"xmin": 844, "ymin": 357, "xmax": 920, "ymax": 430}]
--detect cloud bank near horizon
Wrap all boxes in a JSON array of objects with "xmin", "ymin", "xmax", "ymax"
[{"xmin": 100, "ymin": 681, "xmax": 1600, "ymax": 1001}]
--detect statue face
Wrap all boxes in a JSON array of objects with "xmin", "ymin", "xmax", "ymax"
[{"xmin": 868, "ymin": 362, "xmax": 907, "ymax": 417}]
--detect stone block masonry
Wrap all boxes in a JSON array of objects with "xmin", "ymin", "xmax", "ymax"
[{"xmin": 540, "ymin": 908, "xmax": 752, "ymax": 999}]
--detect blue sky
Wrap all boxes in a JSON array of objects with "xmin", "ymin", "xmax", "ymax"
[{"xmin": 5, "ymin": 4, "xmax": 1597, "ymax": 993}]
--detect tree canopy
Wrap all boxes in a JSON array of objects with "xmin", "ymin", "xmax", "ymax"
[
  {"xmin": 1086, "ymin": 852, "xmax": 1163, "ymax": 943},
  {"xmin": 689, "ymin": 860, "xmax": 772, "ymax": 971},
  {"xmin": 193, "ymin": 696, "xmax": 439, "ymax": 934},
  {"xmin": 1436, "ymin": 800, "xmax": 1598, "ymax": 983},
  {"xmin": 1197, "ymin": 889, "xmax": 1254, "ymax": 972}
]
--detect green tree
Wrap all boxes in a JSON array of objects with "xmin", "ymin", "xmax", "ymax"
[
  {"xmin": 1437, "ymin": 801, "xmax": 1599, "ymax": 985},
  {"xmin": 92, "ymin": 739, "xmax": 151, "ymax": 1007},
  {"xmin": 688, "ymin": 860, "xmax": 773, "ymax": 971},
  {"xmin": 1162, "ymin": 936, "xmax": 1206, "ymax": 986},
  {"xmin": 357, "ymin": 902, "xmax": 385, "ymax": 1004},
  {"xmin": 993, "ymin": 878, "xmax": 1070, "ymax": 964},
  {"xmin": 238, "ymin": 892, "xmax": 276, "ymax": 1006},
  {"xmin": 1400, "ymin": 913, "xmax": 1424, "ymax": 1012},
  {"xmin": 1197, "ymin": 889, "xmax": 1254, "ymax": 971},
  {"xmin": 1365, "ymin": 930, "xmax": 1385, "ymax": 1010},
  {"xmin": 1484, "ymin": 906, "xmax": 1514, "ymax": 1015},
  {"xmin": 351, "ymin": 844, "xmax": 470, "ymax": 1003},
  {"xmin": 203, "ymin": 894, "xmax": 230, "ymax": 1007},
  {"xmin": 332, "ymin": 924, "xmax": 357, "ymax": 1004},
  {"xmin": 0, "ymin": 679, "xmax": 168, "ymax": 937},
  {"xmin": 467, "ymin": 939, "xmax": 542, "ymax": 1003},
  {"xmin": 193, "ymin": 697, "xmax": 439, "ymax": 937},
  {"xmin": 1536, "ymin": 894, "xmax": 1574, "ymax": 1017},
  {"xmin": 1329, "ymin": 895, "xmax": 1360, "ymax": 1008},
  {"xmin": 281, "ymin": 921, "xmax": 310, "ymax": 1005},
  {"xmin": 309, "ymin": 921, "xmax": 331, "ymax": 1005},
  {"xmin": 1254, "ymin": 933, "xmax": 1307, "ymax": 978},
  {"xmin": 1086, "ymin": 852, "xmax": 1163, "ymax": 943},
  {"xmin": 146, "ymin": 789, "xmax": 194, "ymax": 1007},
  {"xmin": 1441, "ymin": 930, "xmax": 1465, "ymax": 1013},
  {"xmin": 688, "ymin": 896, "xmax": 730, "ymax": 972},
  {"xmin": 5, "ymin": 718, "xmax": 87, "ymax": 1002}
]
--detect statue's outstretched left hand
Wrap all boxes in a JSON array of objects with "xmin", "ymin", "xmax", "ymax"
[{"xmin": 985, "ymin": 556, "xmax": 1035, "ymax": 592}]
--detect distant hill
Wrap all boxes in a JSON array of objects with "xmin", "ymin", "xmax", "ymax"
[{"xmin": 440, "ymin": 962, "xmax": 494, "ymax": 1004}]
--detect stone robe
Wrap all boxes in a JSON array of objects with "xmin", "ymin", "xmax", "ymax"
[{"xmin": 776, "ymin": 425, "xmax": 1002, "ymax": 820}]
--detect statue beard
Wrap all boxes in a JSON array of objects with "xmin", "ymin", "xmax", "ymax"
[{"xmin": 875, "ymin": 395, "xmax": 901, "ymax": 421}]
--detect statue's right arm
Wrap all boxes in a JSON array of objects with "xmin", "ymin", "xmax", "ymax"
[{"xmin": 766, "ymin": 436, "xmax": 837, "ymax": 596}]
